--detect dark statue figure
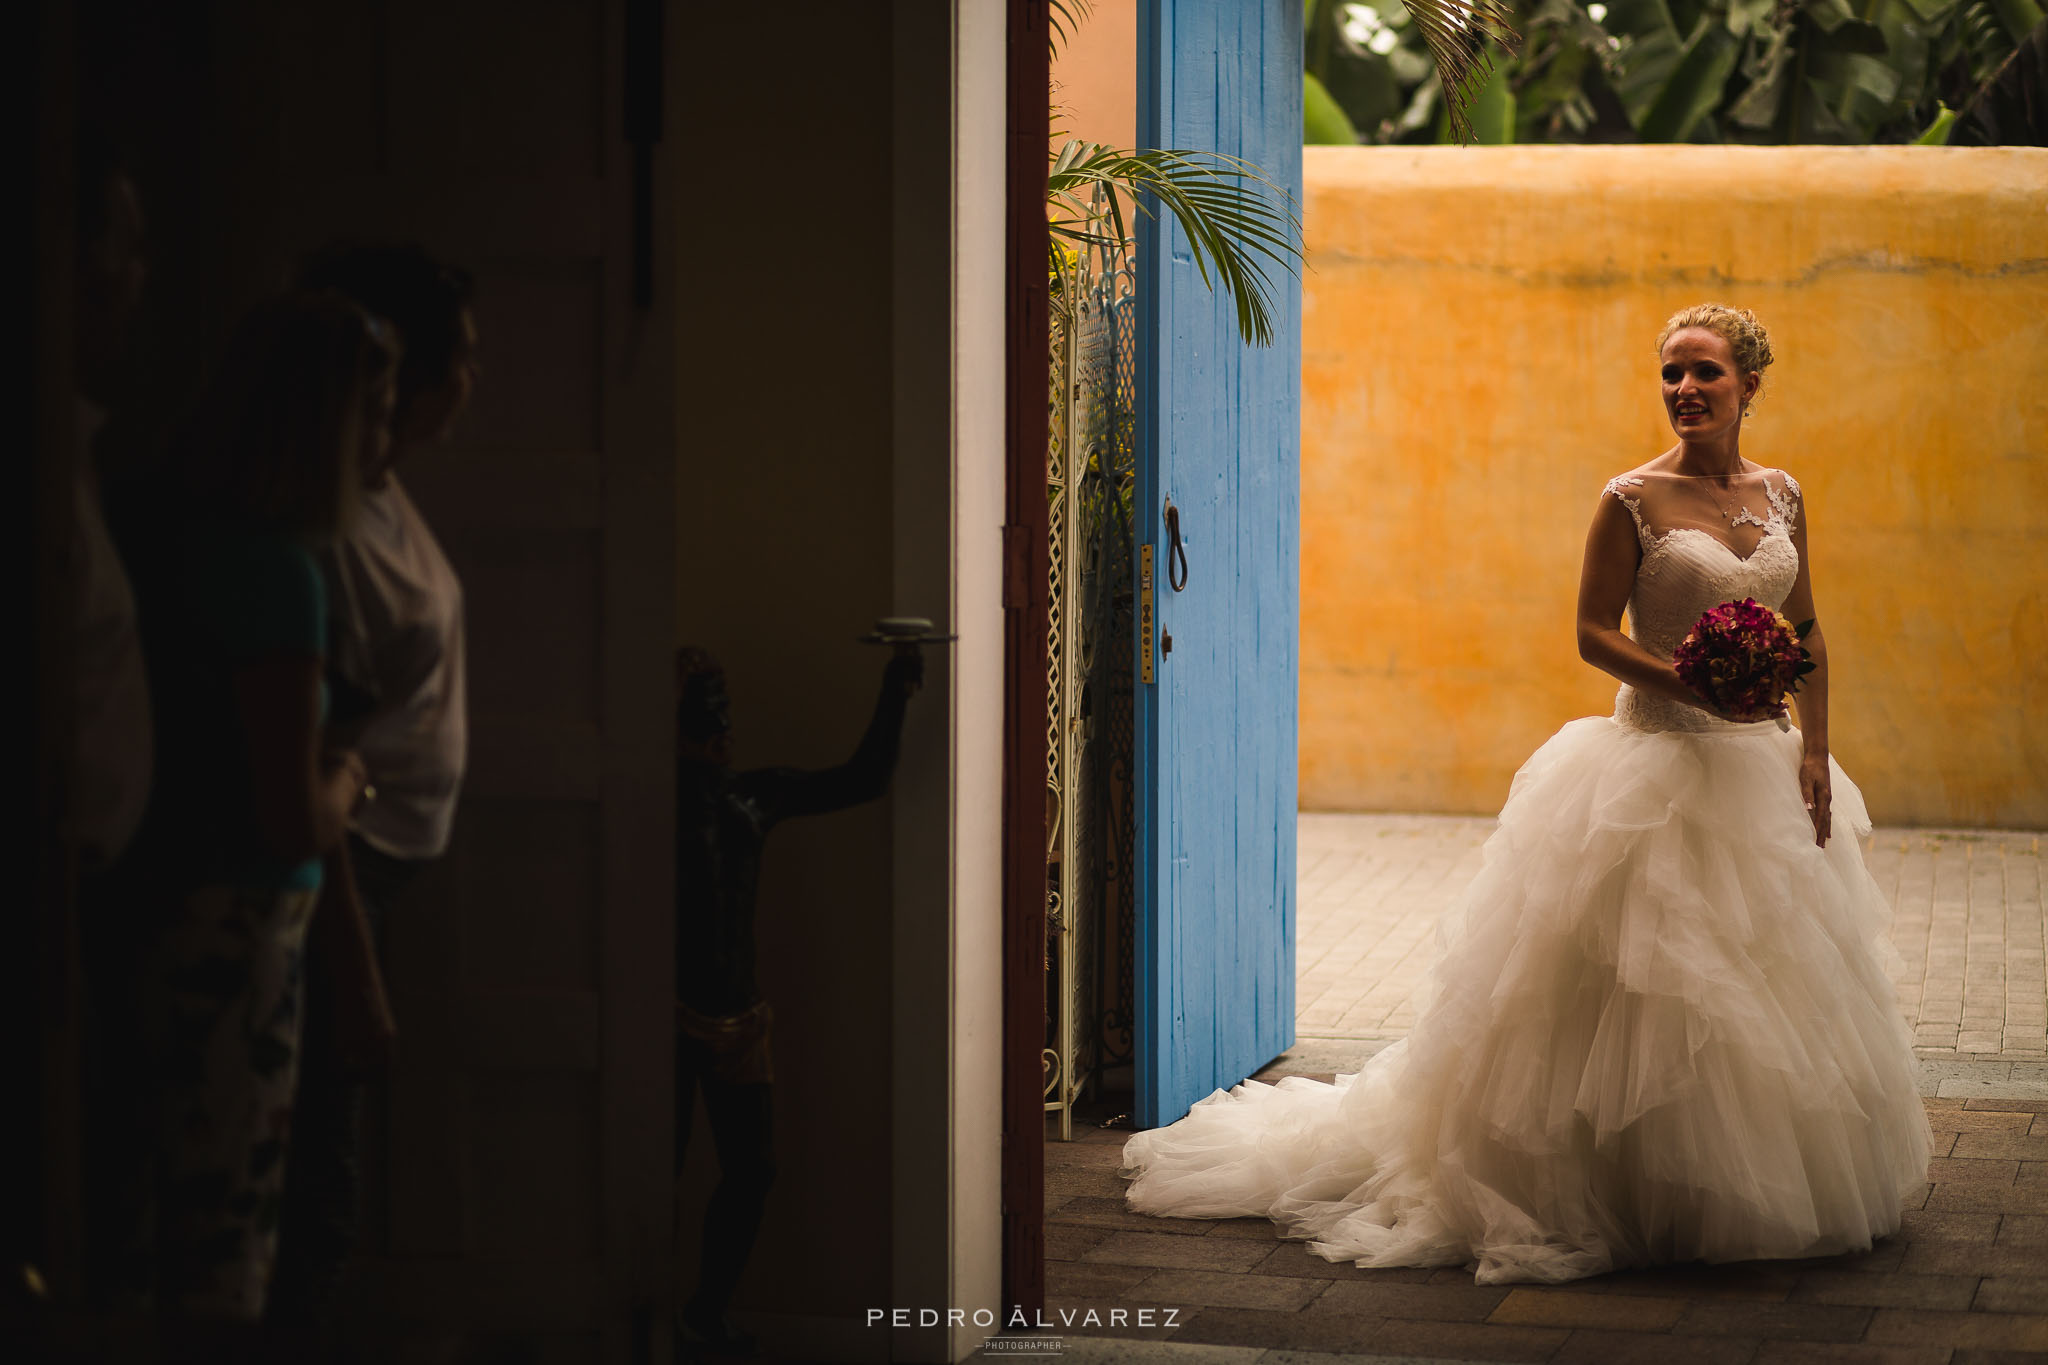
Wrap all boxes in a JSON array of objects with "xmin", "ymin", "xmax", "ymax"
[{"xmin": 671, "ymin": 641, "xmax": 922, "ymax": 1355}]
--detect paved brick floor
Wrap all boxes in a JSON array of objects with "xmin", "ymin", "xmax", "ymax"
[
  {"xmin": 1298, "ymin": 815, "xmax": 2048, "ymax": 1064},
  {"xmin": 1021, "ymin": 1093, "xmax": 2048, "ymax": 1365},
  {"xmin": 1003, "ymin": 815, "xmax": 2048, "ymax": 1364}
]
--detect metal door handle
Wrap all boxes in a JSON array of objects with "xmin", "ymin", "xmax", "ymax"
[{"xmin": 1163, "ymin": 500, "xmax": 1189, "ymax": 592}]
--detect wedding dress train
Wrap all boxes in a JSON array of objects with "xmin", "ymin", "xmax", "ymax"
[{"xmin": 1121, "ymin": 470, "xmax": 1932, "ymax": 1285}]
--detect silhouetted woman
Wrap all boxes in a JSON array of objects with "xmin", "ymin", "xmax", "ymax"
[
  {"xmin": 121, "ymin": 291, "xmax": 391, "ymax": 1355},
  {"xmin": 269, "ymin": 241, "xmax": 478, "ymax": 1348}
]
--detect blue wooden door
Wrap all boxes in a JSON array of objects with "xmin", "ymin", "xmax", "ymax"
[{"xmin": 1134, "ymin": 0, "xmax": 1302, "ymax": 1128}]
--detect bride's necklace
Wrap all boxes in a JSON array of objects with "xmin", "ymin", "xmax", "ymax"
[
  {"xmin": 1708, "ymin": 482, "xmax": 1747, "ymax": 523},
  {"xmin": 1672, "ymin": 468, "xmax": 1763, "ymax": 528}
]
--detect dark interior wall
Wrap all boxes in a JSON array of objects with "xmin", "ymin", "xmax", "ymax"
[
  {"xmin": 23, "ymin": 0, "xmax": 78, "ymax": 1296},
  {"xmin": 25, "ymin": 0, "xmax": 279, "ymax": 1320},
  {"xmin": 678, "ymin": 11, "xmax": 900, "ymax": 1323},
  {"xmin": 76, "ymin": 2, "xmax": 237, "ymax": 478},
  {"xmin": 58, "ymin": 5, "xmax": 681, "ymax": 1356}
]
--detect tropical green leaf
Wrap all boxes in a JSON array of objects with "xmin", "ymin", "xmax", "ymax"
[
  {"xmin": 1515, "ymin": 37, "xmax": 1600, "ymax": 136},
  {"xmin": 1838, "ymin": 50, "xmax": 1907, "ymax": 103},
  {"xmin": 1438, "ymin": 59, "xmax": 1520, "ymax": 140},
  {"xmin": 1047, "ymin": 140, "xmax": 1304, "ymax": 347},
  {"xmin": 1612, "ymin": 25, "xmax": 1691, "ymax": 124},
  {"xmin": 1470, "ymin": 59, "xmax": 1522, "ymax": 140},
  {"xmin": 1914, "ymin": 101, "xmax": 1959, "ymax": 137},
  {"xmin": 1637, "ymin": 20, "xmax": 1743, "ymax": 138},
  {"xmin": 1306, "ymin": 70, "xmax": 1365, "ymax": 142},
  {"xmin": 1988, "ymin": 0, "xmax": 2047, "ymax": 42},
  {"xmin": 1811, "ymin": 16, "xmax": 1894, "ymax": 53},
  {"xmin": 1952, "ymin": 14, "xmax": 2048, "ymax": 143},
  {"xmin": 1603, "ymin": 0, "xmax": 1683, "ymax": 42},
  {"xmin": 1304, "ymin": 0, "xmax": 2023, "ymax": 144},
  {"xmin": 1725, "ymin": 0, "xmax": 1778, "ymax": 38},
  {"xmin": 1728, "ymin": 22, "xmax": 1799, "ymax": 127},
  {"xmin": 1806, "ymin": 0, "xmax": 1865, "ymax": 31},
  {"xmin": 1871, "ymin": 0, "xmax": 1939, "ymax": 111},
  {"xmin": 1899, "ymin": 0, "xmax": 1965, "ymax": 22},
  {"xmin": 1797, "ymin": 73, "xmax": 1863, "ymax": 136}
]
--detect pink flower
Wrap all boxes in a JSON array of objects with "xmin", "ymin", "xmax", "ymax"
[{"xmin": 1673, "ymin": 597, "xmax": 1816, "ymax": 722}]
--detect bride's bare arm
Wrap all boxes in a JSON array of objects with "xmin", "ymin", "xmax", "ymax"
[
  {"xmin": 1574, "ymin": 489, "xmax": 1709, "ymax": 708},
  {"xmin": 1780, "ymin": 485, "xmax": 1832, "ymax": 846}
]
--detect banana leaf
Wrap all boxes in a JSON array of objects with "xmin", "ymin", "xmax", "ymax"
[
  {"xmin": 1436, "ymin": 60, "xmax": 1520, "ymax": 140},
  {"xmin": 1306, "ymin": 70, "xmax": 1365, "ymax": 143},
  {"xmin": 1603, "ymin": 0, "xmax": 1684, "ymax": 40},
  {"xmin": 1728, "ymin": 21, "xmax": 1798, "ymax": 128},
  {"xmin": 1805, "ymin": 0, "xmax": 1894, "ymax": 55},
  {"xmin": 1989, "ymin": 0, "xmax": 2048, "ymax": 42},
  {"xmin": 1725, "ymin": 0, "xmax": 1778, "ymax": 37},
  {"xmin": 1637, "ymin": 18, "xmax": 1743, "ymax": 138},
  {"xmin": 1914, "ymin": 101, "xmax": 1959, "ymax": 137},
  {"xmin": 1605, "ymin": 0, "xmax": 1690, "ymax": 125}
]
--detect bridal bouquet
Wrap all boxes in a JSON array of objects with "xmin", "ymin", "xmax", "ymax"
[{"xmin": 1673, "ymin": 598, "xmax": 1815, "ymax": 723}]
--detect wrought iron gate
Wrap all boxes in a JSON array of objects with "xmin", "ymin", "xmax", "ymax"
[{"xmin": 1044, "ymin": 195, "xmax": 1138, "ymax": 1139}]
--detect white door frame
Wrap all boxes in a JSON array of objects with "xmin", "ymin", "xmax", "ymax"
[{"xmin": 888, "ymin": 3, "xmax": 1007, "ymax": 1363}]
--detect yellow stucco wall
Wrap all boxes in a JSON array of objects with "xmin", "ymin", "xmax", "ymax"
[
  {"xmin": 1301, "ymin": 145, "xmax": 2048, "ymax": 828},
  {"xmin": 1051, "ymin": 0, "xmax": 1135, "ymax": 152}
]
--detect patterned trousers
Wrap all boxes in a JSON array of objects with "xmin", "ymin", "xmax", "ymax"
[{"xmin": 149, "ymin": 883, "xmax": 318, "ymax": 1322}]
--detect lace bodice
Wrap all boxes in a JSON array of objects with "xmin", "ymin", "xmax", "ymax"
[{"xmin": 1604, "ymin": 469, "xmax": 1802, "ymax": 734}]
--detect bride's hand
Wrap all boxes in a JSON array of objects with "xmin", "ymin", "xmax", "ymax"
[
  {"xmin": 1799, "ymin": 754, "xmax": 1831, "ymax": 847},
  {"xmin": 1669, "ymin": 667, "xmax": 1758, "ymax": 723}
]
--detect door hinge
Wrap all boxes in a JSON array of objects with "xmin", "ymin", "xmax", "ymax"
[
  {"xmin": 1001, "ymin": 524, "xmax": 1032, "ymax": 610},
  {"xmin": 1139, "ymin": 544, "xmax": 1156, "ymax": 684}
]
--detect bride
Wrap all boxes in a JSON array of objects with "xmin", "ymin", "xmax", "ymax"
[{"xmin": 1120, "ymin": 304, "xmax": 1933, "ymax": 1285}]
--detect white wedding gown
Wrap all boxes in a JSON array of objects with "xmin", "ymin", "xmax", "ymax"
[{"xmin": 1121, "ymin": 469, "xmax": 1932, "ymax": 1285}]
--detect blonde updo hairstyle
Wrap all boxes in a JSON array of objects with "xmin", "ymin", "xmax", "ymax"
[{"xmin": 1657, "ymin": 303, "xmax": 1774, "ymax": 416}]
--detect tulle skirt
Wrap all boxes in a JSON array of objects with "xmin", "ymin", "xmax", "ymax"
[{"xmin": 1121, "ymin": 714, "xmax": 1932, "ymax": 1285}]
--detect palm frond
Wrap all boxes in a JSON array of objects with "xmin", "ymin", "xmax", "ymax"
[
  {"xmin": 1405, "ymin": 0, "xmax": 1524, "ymax": 143},
  {"xmin": 1050, "ymin": 0, "xmax": 1095, "ymax": 58},
  {"xmin": 1046, "ymin": 140, "xmax": 1304, "ymax": 348}
]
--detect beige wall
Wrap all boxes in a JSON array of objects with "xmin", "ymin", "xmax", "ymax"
[{"xmin": 1300, "ymin": 145, "xmax": 2048, "ymax": 828}]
